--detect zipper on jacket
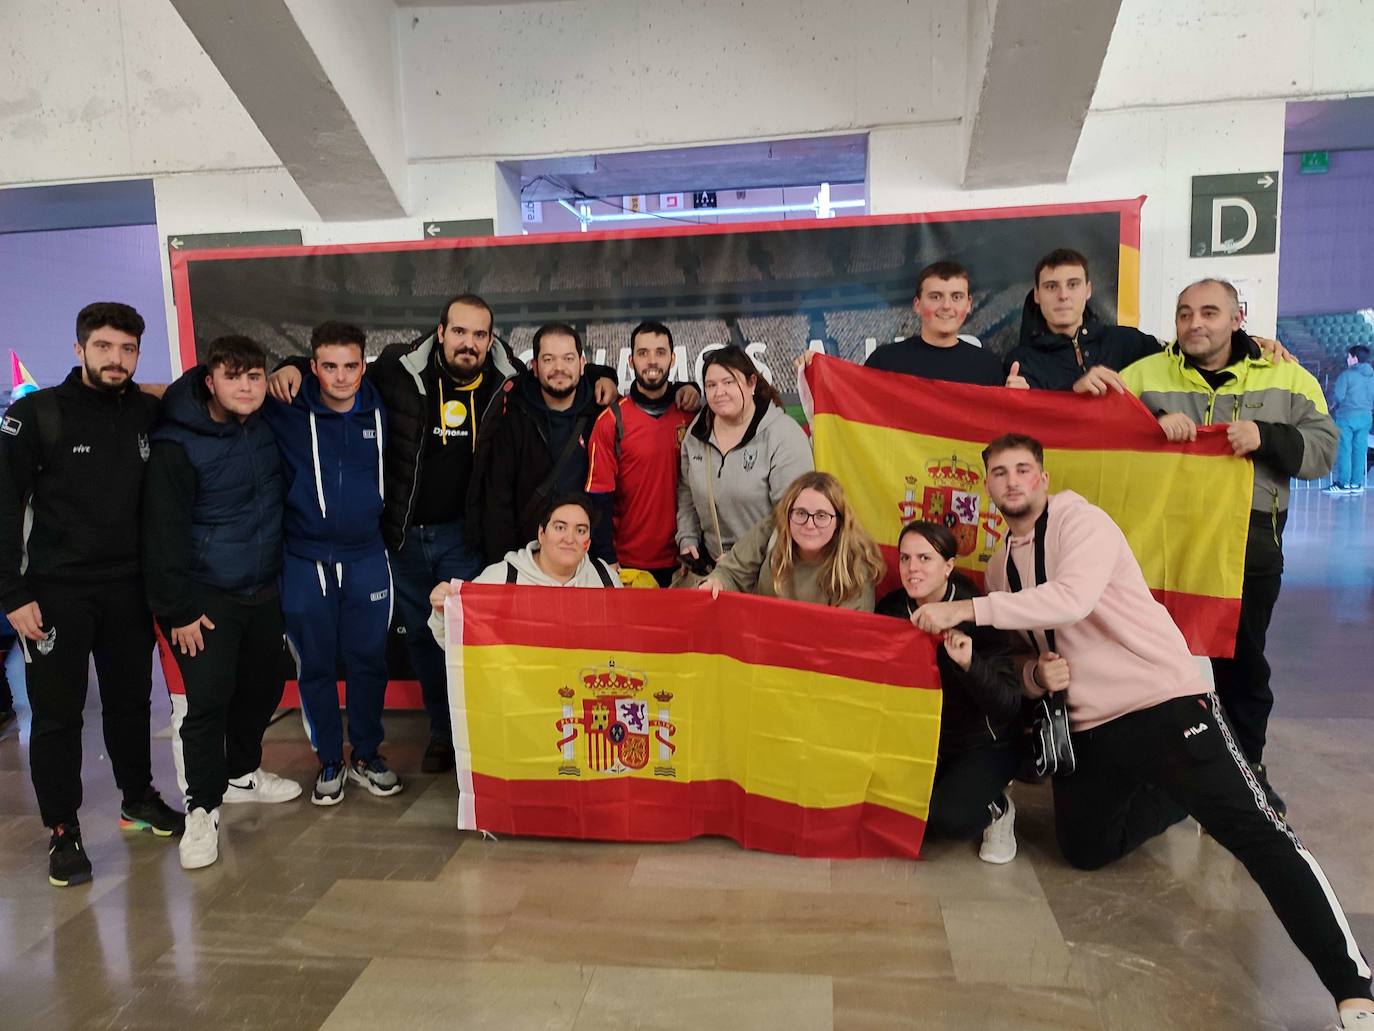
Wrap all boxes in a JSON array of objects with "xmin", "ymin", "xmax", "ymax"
[{"xmin": 1268, "ymin": 486, "xmax": 1280, "ymax": 548}]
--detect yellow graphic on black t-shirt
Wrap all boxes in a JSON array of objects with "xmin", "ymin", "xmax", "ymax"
[
  {"xmin": 436, "ymin": 373, "xmax": 481, "ymax": 446},
  {"xmin": 442, "ymin": 399, "xmax": 468, "ymax": 428}
]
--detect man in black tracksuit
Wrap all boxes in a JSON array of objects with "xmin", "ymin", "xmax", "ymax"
[
  {"xmin": 472, "ymin": 323, "xmax": 609, "ymax": 564},
  {"xmin": 0, "ymin": 302, "xmax": 183, "ymax": 888},
  {"xmin": 143, "ymin": 336, "xmax": 299, "ymax": 872}
]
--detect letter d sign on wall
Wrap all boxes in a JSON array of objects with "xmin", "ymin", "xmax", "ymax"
[{"xmin": 1190, "ymin": 172, "xmax": 1278, "ymax": 257}]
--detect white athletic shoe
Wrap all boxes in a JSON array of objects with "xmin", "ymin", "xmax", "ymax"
[
  {"xmin": 979, "ymin": 796, "xmax": 1017, "ymax": 865},
  {"xmin": 179, "ymin": 807, "xmax": 220, "ymax": 870},
  {"xmin": 223, "ymin": 768, "xmax": 302, "ymax": 804},
  {"xmin": 1340, "ymin": 1004, "xmax": 1374, "ymax": 1030}
]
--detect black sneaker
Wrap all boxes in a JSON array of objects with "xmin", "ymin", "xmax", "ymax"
[
  {"xmin": 48, "ymin": 824, "xmax": 92, "ymax": 888},
  {"xmin": 421, "ymin": 737, "xmax": 455, "ymax": 774},
  {"xmin": 120, "ymin": 789, "xmax": 186, "ymax": 837},
  {"xmin": 1249, "ymin": 761, "xmax": 1287, "ymax": 820}
]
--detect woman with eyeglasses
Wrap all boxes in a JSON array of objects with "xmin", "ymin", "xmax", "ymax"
[
  {"xmin": 875, "ymin": 520, "xmax": 1023, "ymax": 863},
  {"xmin": 676, "ymin": 346, "xmax": 812, "ymax": 579},
  {"xmin": 697, "ymin": 471, "xmax": 884, "ymax": 610}
]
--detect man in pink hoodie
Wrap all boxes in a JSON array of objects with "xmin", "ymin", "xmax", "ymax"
[{"xmin": 914, "ymin": 433, "xmax": 1372, "ymax": 1027}]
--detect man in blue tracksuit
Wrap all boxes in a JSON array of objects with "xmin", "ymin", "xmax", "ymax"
[{"xmin": 263, "ymin": 322, "xmax": 402, "ymax": 806}]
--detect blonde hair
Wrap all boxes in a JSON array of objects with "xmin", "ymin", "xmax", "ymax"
[{"xmin": 769, "ymin": 471, "xmax": 886, "ymax": 605}]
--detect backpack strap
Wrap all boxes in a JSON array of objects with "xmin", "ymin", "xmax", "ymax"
[
  {"xmin": 31, "ymin": 390, "xmax": 62, "ymax": 471},
  {"xmin": 611, "ymin": 398, "xmax": 624, "ymax": 460},
  {"xmin": 505, "ymin": 561, "xmax": 519, "ymax": 584},
  {"xmin": 591, "ymin": 558, "xmax": 614, "ymax": 587},
  {"xmin": 1001, "ymin": 504, "xmax": 1056, "ymax": 654}
]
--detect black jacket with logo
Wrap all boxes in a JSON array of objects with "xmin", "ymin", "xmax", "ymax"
[
  {"xmin": 875, "ymin": 575, "xmax": 1022, "ymax": 757},
  {"xmin": 0, "ymin": 368, "xmax": 160, "ymax": 611},
  {"xmin": 1004, "ymin": 291, "xmax": 1161, "ymax": 391}
]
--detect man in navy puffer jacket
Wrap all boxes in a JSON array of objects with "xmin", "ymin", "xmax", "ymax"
[
  {"xmin": 143, "ymin": 335, "xmax": 301, "ymax": 872},
  {"xmin": 262, "ymin": 322, "xmax": 403, "ymax": 807}
]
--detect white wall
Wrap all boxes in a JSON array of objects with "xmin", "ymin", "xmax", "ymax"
[{"xmin": 398, "ymin": 0, "xmax": 965, "ymax": 160}]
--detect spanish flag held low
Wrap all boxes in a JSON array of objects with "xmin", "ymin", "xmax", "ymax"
[
  {"xmin": 803, "ymin": 355, "xmax": 1253, "ymax": 657},
  {"xmin": 445, "ymin": 584, "xmax": 943, "ymax": 859}
]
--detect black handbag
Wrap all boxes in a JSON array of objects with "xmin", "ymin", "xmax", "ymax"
[{"xmin": 1004, "ymin": 506, "xmax": 1076, "ymax": 777}]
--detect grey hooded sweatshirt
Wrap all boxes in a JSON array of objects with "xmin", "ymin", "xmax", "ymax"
[
  {"xmin": 675, "ymin": 402, "xmax": 813, "ymax": 561},
  {"xmin": 428, "ymin": 543, "xmax": 620, "ymax": 646}
]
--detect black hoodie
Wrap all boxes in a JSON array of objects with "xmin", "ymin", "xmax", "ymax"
[
  {"xmin": 470, "ymin": 374, "xmax": 606, "ymax": 563},
  {"xmin": 1005, "ymin": 290, "xmax": 1161, "ymax": 391},
  {"xmin": 875, "ymin": 574, "xmax": 1022, "ymax": 756}
]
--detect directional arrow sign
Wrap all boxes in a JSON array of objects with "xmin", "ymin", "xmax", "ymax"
[
  {"xmin": 166, "ymin": 229, "xmax": 302, "ymax": 252},
  {"xmin": 1189, "ymin": 172, "xmax": 1279, "ymax": 258},
  {"xmin": 421, "ymin": 219, "xmax": 495, "ymax": 240}
]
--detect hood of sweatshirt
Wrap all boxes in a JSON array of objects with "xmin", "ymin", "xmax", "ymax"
[
  {"xmin": 160, "ymin": 364, "xmax": 247, "ymax": 438},
  {"xmin": 502, "ymin": 542, "xmax": 613, "ymax": 587}
]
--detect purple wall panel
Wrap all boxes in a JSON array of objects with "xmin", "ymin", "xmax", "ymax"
[
  {"xmin": 1278, "ymin": 149, "xmax": 1374, "ymax": 317},
  {"xmin": 0, "ymin": 224, "xmax": 171, "ymax": 389}
]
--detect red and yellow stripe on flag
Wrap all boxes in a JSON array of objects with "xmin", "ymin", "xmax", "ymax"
[
  {"xmin": 804, "ymin": 355, "xmax": 1252, "ymax": 657},
  {"xmin": 445, "ymin": 584, "xmax": 942, "ymax": 859}
]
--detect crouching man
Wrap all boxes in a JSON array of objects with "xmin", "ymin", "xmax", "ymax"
[{"xmin": 914, "ymin": 434, "xmax": 1372, "ymax": 1027}]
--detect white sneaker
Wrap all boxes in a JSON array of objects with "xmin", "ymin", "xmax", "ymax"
[
  {"xmin": 224, "ymin": 768, "xmax": 302, "ymax": 804},
  {"xmin": 979, "ymin": 796, "xmax": 1017, "ymax": 864},
  {"xmin": 180, "ymin": 807, "xmax": 220, "ymax": 870}
]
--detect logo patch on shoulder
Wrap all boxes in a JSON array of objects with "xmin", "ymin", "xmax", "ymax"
[
  {"xmin": 0, "ymin": 416, "xmax": 21, "ymax": 436},
  {"xmin": 369, "ymin": 589, "xmax": 389, "ymax": 602}
]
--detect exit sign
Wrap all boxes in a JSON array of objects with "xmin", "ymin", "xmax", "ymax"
[{"xmin": 1300, "ymin": 151, "xmax": 1329, "ymax": 175}]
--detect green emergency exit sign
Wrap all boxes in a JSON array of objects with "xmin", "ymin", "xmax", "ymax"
[{"xmin": 1300, "ymin": 151, "xmax": 1329, "ymax": 174}]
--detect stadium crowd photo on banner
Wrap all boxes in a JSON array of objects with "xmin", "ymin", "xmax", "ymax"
[{"xmin": 3, "ymin": 3, "xmax": 1374, "ymax": 1028}]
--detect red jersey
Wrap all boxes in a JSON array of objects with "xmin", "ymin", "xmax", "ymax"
[{"xmin": 585, "ymin": 394, "xmax": 692, "ymax": 570}]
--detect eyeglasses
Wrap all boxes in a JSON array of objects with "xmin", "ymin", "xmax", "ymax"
[{"xmin": 789, "ymin": 507, "xmax": 836, "ymax": 529}]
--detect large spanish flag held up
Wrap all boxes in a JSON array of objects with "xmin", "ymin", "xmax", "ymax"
[
  {"xmin": 803, "ymin": 356, "xmax": 1252, "ymax": 657},
  {"xmin": 445, "ymin": 584, "xmax": 943, "ymax": 859}
]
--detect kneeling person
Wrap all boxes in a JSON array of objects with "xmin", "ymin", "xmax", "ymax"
[
  {"xmin": 698, "ymin": 471, "xmax": 884, "ymax": 611},
  {"xmin": 143, "ymin": 336, "xmax": 301, "ymax": 872},
  {"xmin": 875, "ymin": 521, "xmax": 1021, "ymax": 863},
  {"xmin": 914, "ymin": 434, "xmax": 1372, "ymax": 1024},
  {"xmin": 428, "ymin": 494, "xmax": 620, "ymax": 646}
]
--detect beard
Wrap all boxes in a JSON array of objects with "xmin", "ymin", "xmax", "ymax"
[
  {"xmin": 996, "ymin": 497, "xmax": 1034, "ymax": 518},
  {"xmin": 85, "ymin": 360, "xmax": 129, "ymax": 393},
  {"xmin": 440, "ymin": 347, "xmax": 482, "ymax": 383},
  {"xmin": 542, "ymin": 380, "xmax": 576, "ymax": 400},
  {"xmin": 633, "ymin": 366, "xmax": 667, "ymax": 391}
]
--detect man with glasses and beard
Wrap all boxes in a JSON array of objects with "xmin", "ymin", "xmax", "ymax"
[
  {"xmin": 0, "ymin": 302, "xmax": 183, "ymax": 888},
  {"xmin": 585, "ymin": 322, "xmax": 694, "ymax": 586}
]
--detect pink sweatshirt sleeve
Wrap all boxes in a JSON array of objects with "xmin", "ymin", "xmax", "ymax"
[{"xmin": 971, "ymin": 502, "xmax": 1121, "ymax": 632}]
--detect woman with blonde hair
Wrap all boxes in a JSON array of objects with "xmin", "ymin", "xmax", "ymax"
[{"xmin": 697, "ymin": 471, "xmax": 884, "ymax": 611}]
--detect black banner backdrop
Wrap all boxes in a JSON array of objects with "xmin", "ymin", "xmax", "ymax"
[
  {"xmin": 172, "ymin": 200, "xmax": 1144, "ymax": 400},
  {"xmin": 169, "ymin": 200, "xmax": 1144, "ymax": 704}
]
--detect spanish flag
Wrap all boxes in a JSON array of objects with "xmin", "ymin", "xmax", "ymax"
[
  {"xmin": 445, "ymin": 585, "xmax": 943, "ymax": 858},
  {"xmin": 803, "ymin": 356, "xmax": 1251, "ymax": 657}
]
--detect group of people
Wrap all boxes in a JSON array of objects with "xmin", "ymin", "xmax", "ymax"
[{"xmin": 2, "ymin": 246, "xmax": 1370, "ymax": 1024}]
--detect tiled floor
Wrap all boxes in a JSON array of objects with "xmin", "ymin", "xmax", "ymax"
[{"xmin": 1, "ymin": 489, "xmax": 1370, "ymax": 1029}]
